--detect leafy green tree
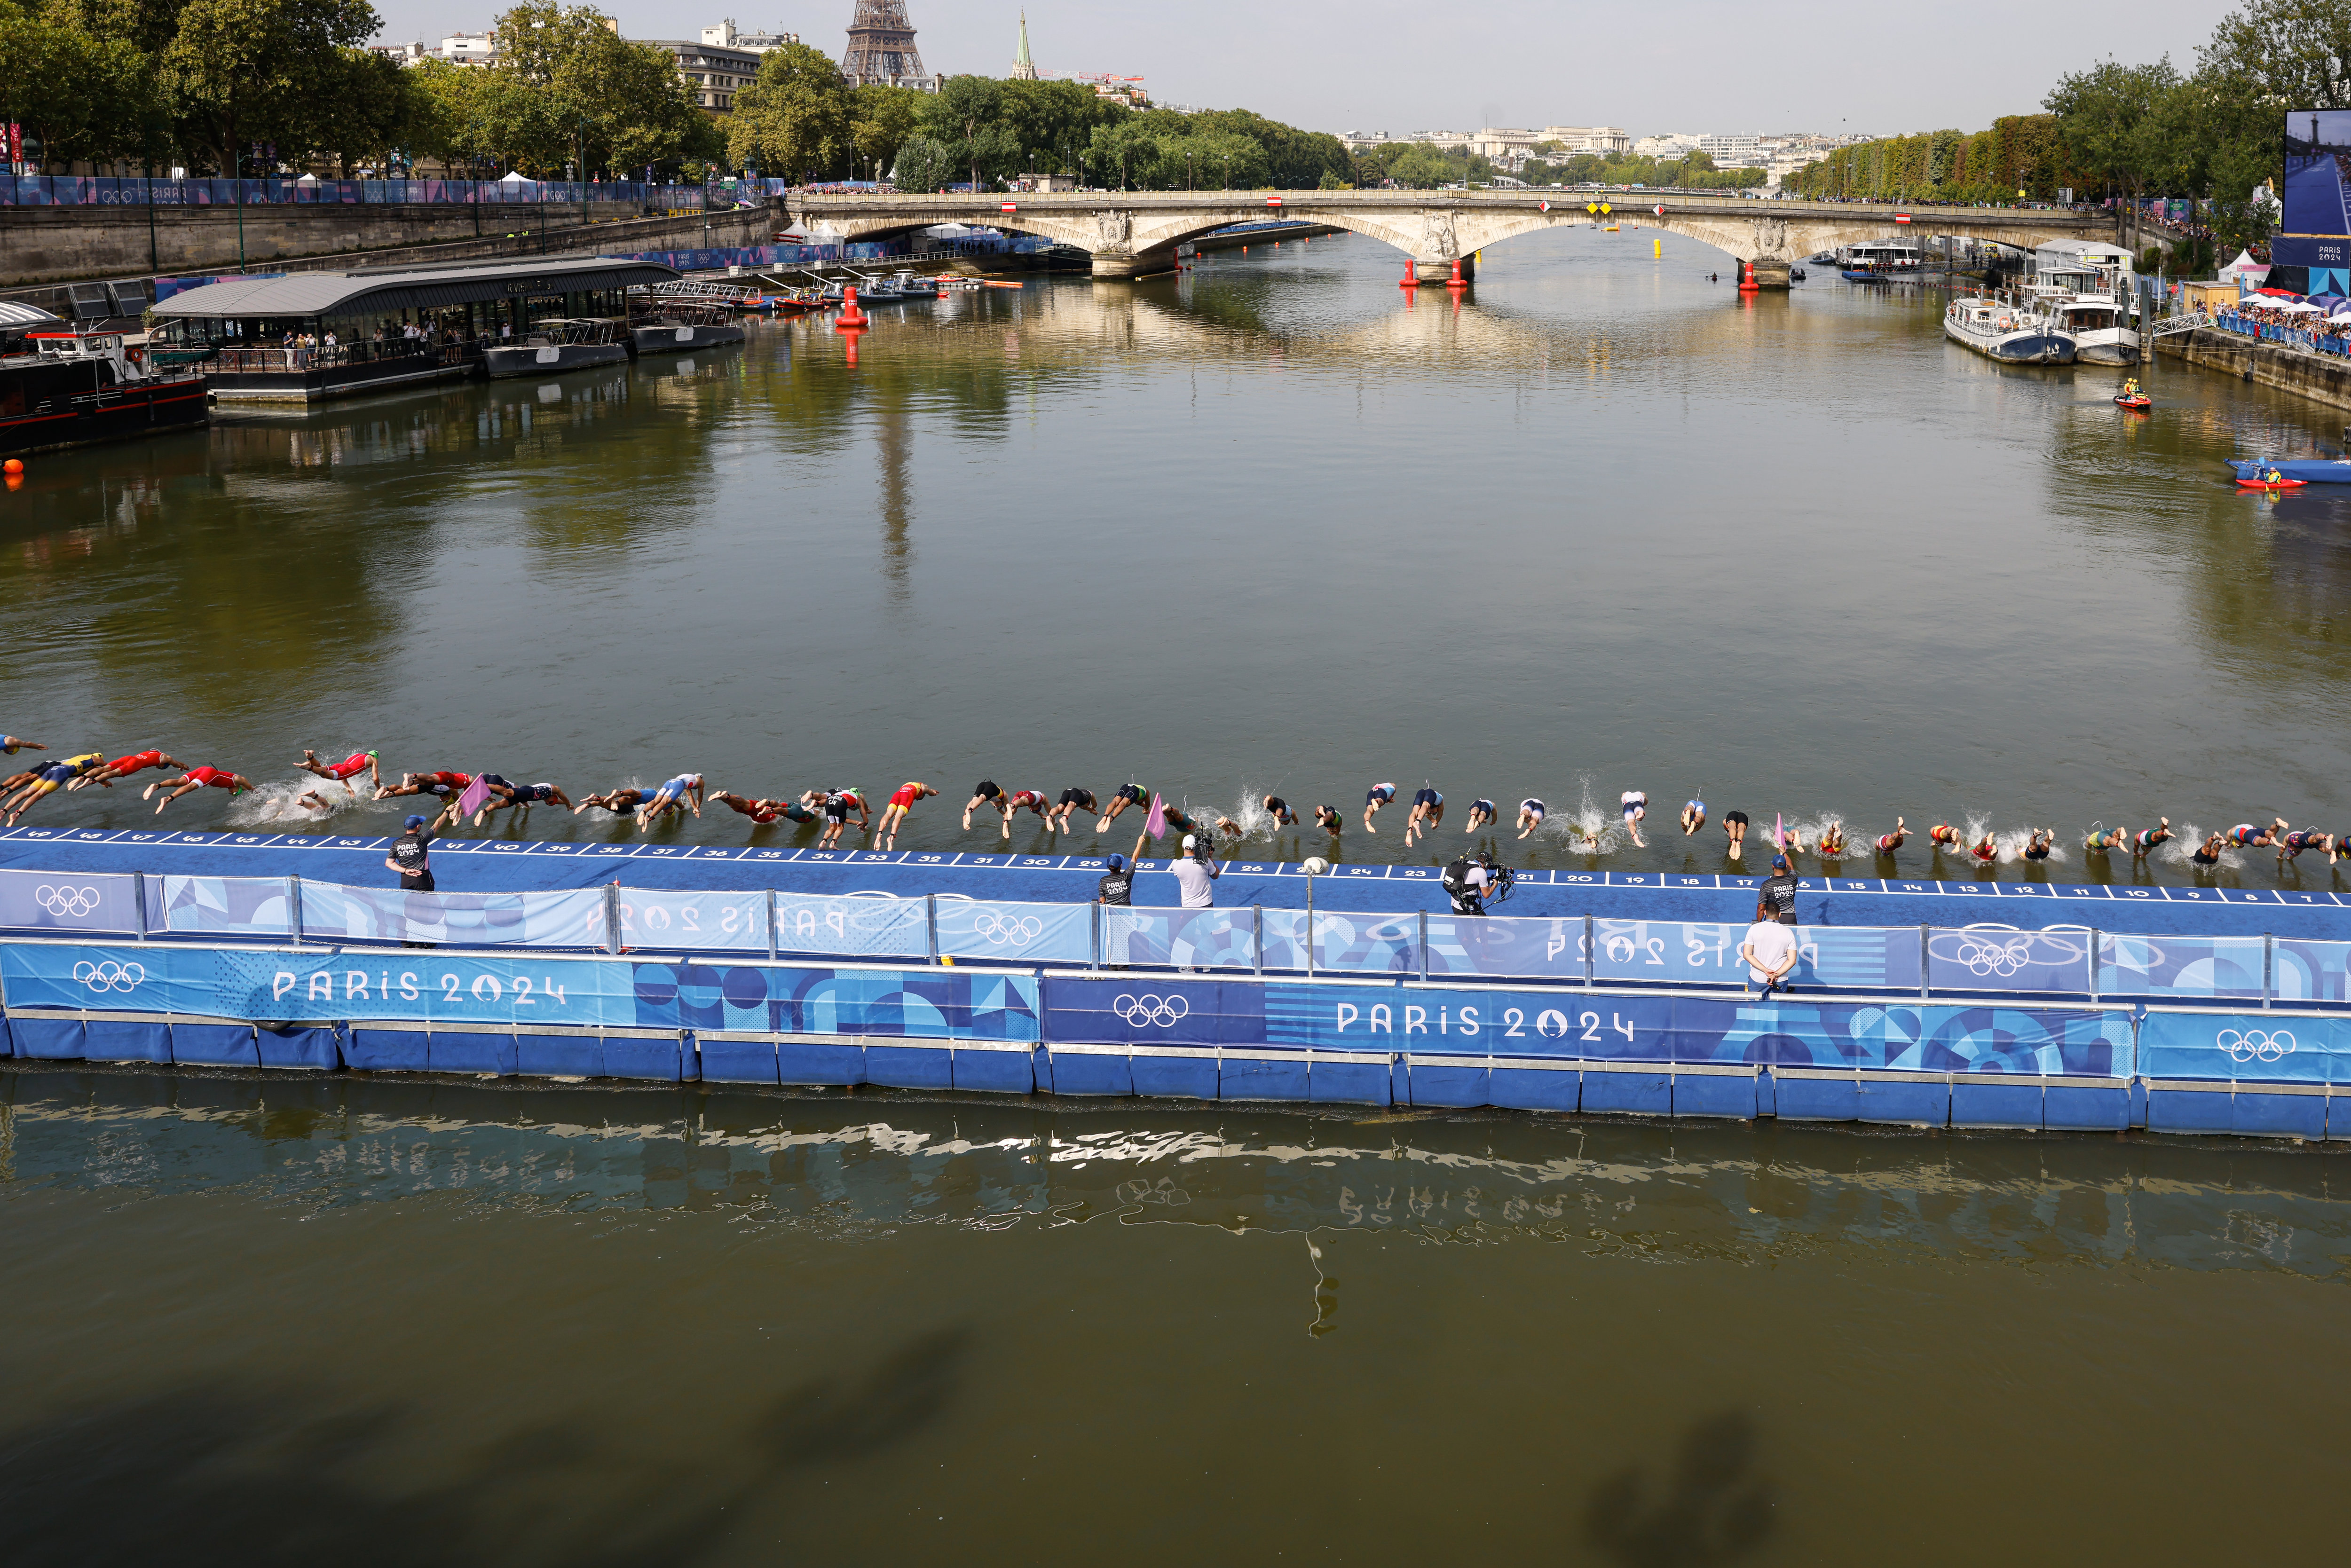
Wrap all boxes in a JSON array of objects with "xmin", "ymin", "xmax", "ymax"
[
  {"xmin": 2203, "ymin": 0, "xmax": 2351, "ymax": 108},
  {"xmin": 2046, "ymin": 56, "xmax": 2183, "ymax": 204},
  {"xmin": 890, "ymin": 132, "xmax": 951, "ymax": 191},
  {"xmin": 0, "ymin": 0, "xmax": 157, "ymax": 168},
  {"xmin": 999, "ymin": 76, "xmax": 1116, "ymax": 175},
  {"xmin": 159, "ymin": 0, "xmax": 377, "ymax": 173},
  {"xmin": 923, "ymin": 74, "xmax": 1021, "ymax": 190},
  {"xmin": 1386, "ymin": 142, "xmax": 1457, "ymax": 188},
  {"xmin": 851, "ymin": 82, "xmax": 922, "ymax": 181},
  {"xmin": 727, "ymin": 37, "xmax": 850, "ymax": 182},
  {"xmin": 286, "ymin": 45, "xmax": 435, "ymax": 173}
]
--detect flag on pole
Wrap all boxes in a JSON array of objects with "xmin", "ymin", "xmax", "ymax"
[
  {"xmin": 456, "ymin": 772, "xmax": 491, "ymax": 818},
  {"xmin": 1144, "ymin": 792, "xmax": 1168, "ymax": 840},
  {"xmin": 1774, "ymin": 812, "xmax": 1786, "ymax": 851}
]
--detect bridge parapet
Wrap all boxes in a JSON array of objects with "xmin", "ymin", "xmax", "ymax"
[{"xmin": 789, "ymin": 191, "xmax": 2114, "ymax": 287}]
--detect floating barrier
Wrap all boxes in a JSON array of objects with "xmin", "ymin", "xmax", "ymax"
[{"xmin": 0, "ymin": 833, "xmax": 2346, "ymax": 1142}]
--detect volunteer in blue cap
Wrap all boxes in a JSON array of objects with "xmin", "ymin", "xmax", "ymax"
[
  {"xmin": 385, "ymin": 813, "xmax": 435, "ymax": 893},
  {"xmin": 1096, "ymin": 851, "xmax": 1134, "ymax": 907}
]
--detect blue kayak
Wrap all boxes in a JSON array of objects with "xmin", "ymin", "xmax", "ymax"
[{"xmin": 2229, "ymin": 457, "xmax": 2351, "ymax": 483}]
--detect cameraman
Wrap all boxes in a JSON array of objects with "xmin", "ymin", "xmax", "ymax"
[
  {"xmin": 1442, "ymin": 849, "xmax": 1499, "ymax": 915},
  {"xmin": 1170, "ymin": 832, "xmax": 1220, "ymax": 908}
]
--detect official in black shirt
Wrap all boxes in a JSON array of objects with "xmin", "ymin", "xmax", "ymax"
[
  {"xmin": 1096, "ymin": 852, "xmax": 1134, "ymax": 906},
  {"xmin": 1758, "ymin": 853, "xmax": 1799, "ymax": 925},
  {"xmin": 386, "ymin": 814, "xmax": 435, "ymax": 892}
]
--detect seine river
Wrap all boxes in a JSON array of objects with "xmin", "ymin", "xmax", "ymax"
[{"xmin": 5, "ymin": 232, "xmax": 2351, "ymax": 1562}]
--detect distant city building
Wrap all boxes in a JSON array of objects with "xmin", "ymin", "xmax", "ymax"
[
  {"xmin": 647, "ymin": 32, "xmax": 773, "ymax": 111},
  {"xmin": 1633, "ymin": 134, "xmax": 1698, "ymax": 159},
  {"xmin": 438, "ymin": 31, "xmax": 497, "ymax": 64},
  {"xmin": 1539, "ymin": 125, "xmax": 1630, "ymax": 154},
  {"xmin": 1467, "ymin": 127, "xmax": 1540, "ymax": 160},
  {"xmin": 1337, "ymin": 131, "xmax": 1390, "ymax": 152},
  {"xmin": 701, "ymin": 19, "xmax": 799, "ymax": 52},
  {"xmin": 369, "ymin": 39, "xmax": 429, "ymax": 63},
  {"xmin": 843, "ymin": 0, "xmax": 939, "ymax": 90},
  {"xmin": 1697, "ymin": 133, "xmax": 1764, "ymax": 168},
  {"xmin": 1010, "ymin": 10, "xmax": 1038, "ymax": 79}
]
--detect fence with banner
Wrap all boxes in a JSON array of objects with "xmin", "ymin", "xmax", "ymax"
[
  {"xmin": 0, "ymin": 175, "xmax": 794, "ymax": 208},
  {"xmin": 0, "ymin": 874, "xmax": 2341, "ymax": 1009}
]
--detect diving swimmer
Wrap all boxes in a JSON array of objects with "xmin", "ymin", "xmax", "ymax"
[
  {"xmin": 1621, "ymin": 790, "xmax": 1648, "ymax": 847},
  {"xmin": 637, "ymin": 772, "xmax": 705, "ymax": 830},
  {"xmin": 878, "ymin": 782, "xmax": 939, "ymax": 848},
  {"xmin": 1464, "ymin": 798, "xmax": 1497, "ymax": 833},
  {"xmin": 1516, "ymin": 798, "xmax": 1546, "ymax": 839},
  {"xmin": 1363, "ymin": 782, "xmax": 1397, "ymax": 833},
  {"xmin": 1403, "ymin": 787, "xmax": 1444, "ymax": 847},
  {"xmin": 147, "ymin": 765, "xmax": 253, "ymax": 815},
  {"xmin": 1680, "ymin": 796, "xmax": 1705, "ymax": 836},
  {"xmin": 712, "ymin": 790, "xmax": 815, "ymax": 827},
  {"xmin": 71, "ymin": 749, "xmax": 182, "ymax": 789}
]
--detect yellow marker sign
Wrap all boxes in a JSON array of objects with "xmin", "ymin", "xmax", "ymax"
[{"xmin": 1600, "ymin": 202, "xmax": 1612, "ymax": 215}]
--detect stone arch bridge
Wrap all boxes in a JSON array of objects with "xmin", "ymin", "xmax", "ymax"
[{"xmin": 788, "ymin": 190, "xmax": 2115, "ymax": 286}]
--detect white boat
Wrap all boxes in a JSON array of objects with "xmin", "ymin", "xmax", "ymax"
[
  {"xmin": 482, "ymin": 318, "xmax": 628, "ymax": 378},
  {"xmin": 1943, "ymin": 294, "xmax": 2076, "ymax": 363},
  {"xmin": 1840, "ymin": 242, "xmax": 1925, "ymax": 282},
  {"xmin": 2029, "ymin": 240, "xmax": 2141, "ymax": 364},
  {"xmin": 2048, "ymin": 294, "xmax": 2139, "ymax": 364},
  {"xmin": 627, "ymin": 296, "xmax": 746, "ymax": 356}
]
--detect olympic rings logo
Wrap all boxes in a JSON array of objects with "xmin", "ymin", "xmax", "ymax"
[
  {"xmin": 972, "ymin": 912, "xmax": 1044, "ymax": 946},
  {"xmin": 36, "ymin": 884, "xmax": 102, "ymax": 917},
  {"xmin": 1952, "ymin": 934, "xmax": 2035, "ymax": 977},
  {"xmin": 2217, "ymin": 1028, "xmax": 2295, "ymax": 1064},
  {"xmin": 71, "ymin": 960, "xmax": 144, "ymax": 993},
  {"xmin": 1114, "ymin": 993, "xmax": 1190, "ymax": 1027}
]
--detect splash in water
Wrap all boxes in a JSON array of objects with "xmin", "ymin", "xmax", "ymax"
[{"xmin": 1554, "ymin": 776, "xmax": 1621, "ymax": 856}]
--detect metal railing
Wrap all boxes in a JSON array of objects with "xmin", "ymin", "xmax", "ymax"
[{"xmin": 209, "ymin": 338, "xmax": 474, "ymax": 375}]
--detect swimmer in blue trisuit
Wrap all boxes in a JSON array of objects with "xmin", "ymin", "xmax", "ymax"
[
  {"xmin": 1621, "ymin": 790, "xmax": 1648, "ymax": 847},
  {"xmin": 2228, "ymin": 821, "xmax": 2278, "ymax": 850},
  {"xmin": 2191, "ymin": 832, "xmax": 2225, "ymax": 867},
  {"xmin": 472, "ymin": 774, "xmax": 573, "ymax": 827},
  {"xmin": 1314, "ymin": 804, "xmax": 1343, "ymax": 835},
  {"xmin": 1680, "ymin": 796, "xmax": 1705, "ymax": 836},
  {"xmin": 1096, "ymin": 782, "xmax": 1149, "ymax": 833},
  {"xmin": 1516, "ymin": 798, "xmax": 1546, "ymax": 839},
  {"xmin": 2131, "ymin": 819, "xmax": 2173, "ymax": 859},
  {"xmin": 1363, "ymin": 782, "xmax": 1396, "ymax": 832},
  {"xmin": 2021, "ymin": 827, "xmax": 2054, "ymax": 862},
  {"xmin": 1403, "ymin": 786, "xmax": 1444, "ymax": 847},
  {"xmin": 2276, "ymin": 825, "xmax": 2331, "ymax": 865},
  {"xmin": 636, "ymin": 771, "xmax": 704, "ymax": 830},
  {"xmin": 1464, "ymin": 798, "xmax": 1497, "ymax": 833},
  {"xmin": 0, "ymin": 736, "xmax": 45, "ymax": 755}
]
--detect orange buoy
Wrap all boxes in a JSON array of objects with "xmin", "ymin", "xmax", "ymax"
[
  {"xmin": 1, "ymin": 459, "xmax": 20, "ymax": 475},
  {"xmin": 1737, "ymin": 260, "xmax": 1759, "ymax": 292},
  {"xmin": 1399, "ymin": 263, "xmax": 1418, "ymax": 290},
  {"xmin": 836, "ymin": 285, "xmax": 869, "ymax": 328},
  {"xmin": 1446, "ymin": 257, "xmax": 1466, "ymax": 290}
]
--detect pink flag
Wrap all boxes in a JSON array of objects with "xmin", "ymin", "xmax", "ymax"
[
  {"xmin": 1774, "ymin": 812, "xmax": 1786, "ymax": 850},
  {"xmin": 456, "ymin": 772, "xmax": 491, "ymax": 818},
  {"xmin": 1144, "ymin": 792, "xmax": 1168, "ymax": 840}
]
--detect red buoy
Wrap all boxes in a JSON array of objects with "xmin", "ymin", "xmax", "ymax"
[
  {"xmin": 1447, "ymin": 257, "xmax": 1466, "ymax": 290},
  {"xmin": 1399, "ymin": 263, "xmax": 1418, "ymax": 290},
  {"xmin": 1737, "ymin": 260, "xmax": 1759, "ymax": 292},
  {"xmin": 836, "ymin": 285, "xmax": 869, "ymax": 327},
  {"xmin": 1, "ymin": 459, "xmax": 21, "ymax": 475}
]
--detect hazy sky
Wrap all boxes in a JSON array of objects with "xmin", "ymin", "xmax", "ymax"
[{"xmin": 371, "ymin": 0, "xmax": 2233, "ymax": 137}]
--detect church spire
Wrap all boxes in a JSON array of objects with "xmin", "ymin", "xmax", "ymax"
[{"xmin": 1011, "ymin": 10, "xmax": 1038, "ymax": 79}]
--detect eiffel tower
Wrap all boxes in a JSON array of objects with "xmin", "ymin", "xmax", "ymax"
[{"xmin": 842, "ymin": 0, "xmax": 925, "ymax": 86}]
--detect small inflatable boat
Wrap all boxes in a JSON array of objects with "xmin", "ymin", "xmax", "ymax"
[
  {"xmin": 2114, "ymin": 393, "xmax": 2151, "ymax": 410},
  {"xmin": 2238, "ymin": 476, "xmax": 2309, "ymax": 489}
]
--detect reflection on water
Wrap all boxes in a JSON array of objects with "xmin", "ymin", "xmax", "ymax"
[
  {"xmin": 8, "ymin": 1067, "xmax": 2350, "ymax": 1278},
  {"xmin": 1588, "ymin": 1410, "xmax": 1776, "ymax": 1568}
]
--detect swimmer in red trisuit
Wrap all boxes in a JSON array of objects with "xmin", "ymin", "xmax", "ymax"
[
  {"xmin": 1968, "ymin": 832, "xmax": 1999, "ymax": 864},
  {"xmin": 298, "ymin": 748, "xmax": 380, "ymax": 790},
  {"xmin": 877, "ymin": 781, "xmax": 938, "ymax": 848},
  {"xmin": 1815, "ymin": 821, "xmax": 1848, "ymax": 859},
  {"xmin": 375, "ymin": 769, "xmax": 470, "ymax": 801},
  {"xmin": 1005, "ymin": 789, "xmax": 1051, "ymax": 835},
  {"xmin": 713, "ymin": 790, "xmax": 815, "ymax": 828},
  {"xmin": 71, "ymin": 748, "xmax": 183, "ymax": 788},
  {"xmin": 147, "ymin": 765, "xmax": 253, "ymax": 814},
  {"xmin": 1927, "ymin": 822, "xmax": 1961, "ymax": 852},
  {"xmin": 2132, "ymin": 819, "xmax": 2173, "ymax": 859},
  {"xmin": 1875, "ymin": 817, "xmax": 1908, "ymax": 855}
]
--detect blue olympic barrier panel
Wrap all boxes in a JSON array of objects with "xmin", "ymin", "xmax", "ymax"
[
  {"xmin": 1431, "ymin": 914, "xmax": 1585, "ymax": 981},
  {"xmin": 2098, "ymin": 932, "xmax": 2266, "ymax": 1001},
  {"xmin": 770, "ymin": 891, "xmax": 929, "ymax": 960},
  {"xmin": 1259, "ymin": 981, "xmax": 2133, "ymax": 1076},
  {"xmin": 144, "ymin": 874, "xmax": 293, "ymax": 938},
  {"xmin": 1259, "ymin": 907, "xmax": 1308, "ymax": 971},
  {"xmin": 2273, "ymin": 940, "xmax": 2351, "ymax": 1005},
  {"xmin": 1588, "ymin": 921, "xmax": 1924, "ymax": 991},
  {"xmin": 297, "ymin": 883, "xmax": 606, "ymax": 948},
  {"xmin": 1928, "ymin": 926, "xmax": 2093, "ymax": 994},
  {"xmin": 616, "ymin": 888, "xmax": 763, "ymax": 952},
  {"xmin": 2138, "ymin": 1008, "xmax": 2345, "ymax": 1084},
  {"xmin": 1041, "ymin": 974, "xmax": 1266, "ymax": 1045},
  {"xmin": 0, "ymin": 942, "xmax": 1041, "ymax": 1044},
  {"xmin": 0, "ymin": 868, "xmax": 143, "ymax": 936},
  {"xmin": 1310, "ymin": 911, "xmax": 1420, "ymax": 975},
  {"xmin": 935, "ymin": 898, "xmax": 1091, "ymax": 967},
  {"xmin": 1104, "ymin": 907, "xmax": 1259, "ymax": 970}
]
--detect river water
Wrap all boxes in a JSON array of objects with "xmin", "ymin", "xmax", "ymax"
[
  {"xmin": 4, "ymin": 229, "xmax": 2348, "ymax": 880},
  {"xmin": 7, "ymin": 233, "xmax": 2351, "ymax": 1561}
]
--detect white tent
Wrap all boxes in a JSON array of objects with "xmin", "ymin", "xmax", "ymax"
[
  {"xmin": 2272, "ymin": 299, "xmax": 2323, "ymax": 313},
  {"xmin": 498, "ymin": 170, "xmax": 537, "ymax": 184},
  {"xmin": 2220, "ymin": 249, "xmax": 2269, "ymax": 278},
  {"xmin": 294, "ymin": 172, "xmax": 319, "ymax": 186}
]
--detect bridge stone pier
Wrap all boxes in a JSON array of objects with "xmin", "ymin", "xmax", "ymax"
[{"xmin": 789, "ymin": 191, "xmax": 2115, "ymax": 288}]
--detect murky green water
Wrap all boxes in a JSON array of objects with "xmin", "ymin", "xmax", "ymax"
[{"xmin": 3, "ymin": 1065, "xmax": 2346, "ymax": 1564}]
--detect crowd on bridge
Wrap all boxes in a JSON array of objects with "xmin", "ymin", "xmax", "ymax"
[{"xmin": 0, "ymin": 733, "xmax": 2341, "ymax": 882}]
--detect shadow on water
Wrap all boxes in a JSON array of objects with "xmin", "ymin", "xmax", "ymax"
[
  {"xmin": 1585, "ymin": 1410, "xmax": 1776, "ymax": 1568},
  {"xmin": 0, "ymin": 1324, "xmax": 971, "ymax": 1566}
]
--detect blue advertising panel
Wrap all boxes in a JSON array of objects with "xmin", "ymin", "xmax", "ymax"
[
  {"xmin": 1309, "ymin": 911, "xmax": 1419, "ymax": 975},
  {"xmin": 1926, "ymin": 926, "xmax": 2092, "ymax": 994},
  {"xmin": 0, "ymin": 941, "xmax": 1040, "ymax": 1042},
  {"xmin": 1260, "ymin": 981, "xmax": 2131, "ymax": 1076},
  {"xmin": 1104, "ymin": 907, "xmax": 1260, "ymax": 970},
  {"xmin": 770, "ymin": 891, "xmax": 928, "ymax": 960},
  {"xmin": 2274, "ymin": 939, "xmax": 2351, "ymax": 1005},
  {"xmin": 2139, "ymin": 1008, "xmax": 2345, "ymax": 1084},
  {"xmin": 145, "ymin": 874, "xmax": 294, "ymax": 939},
  {"xmin": 1040, "ymin": 975, "xmax": 1265, "ymax": 1046},
  {"xmin": 615, "ymin": 888, "xmax": 764, "ymax": 952},
  {"xmin": 934, "ymin": 898, "xmax": 1090, "ymax": 967},
  {"xmin": 2098, "ymin": 933, "xmax": 2266, "ymax": 1001},
  {"xmin": 0, "ymin": 868, "xmax": 143, "ymax": 936},
  {"xmin": 1433, "ymin": 914, "xmax": 1585, "ymax": 981},
  {"xmin": 298, "ymin": 882, "xmax": 606, "ymax": 947},
  {"xmin": 1589, "ymin": 921, "xmax": 1921, "ymax": 991}
]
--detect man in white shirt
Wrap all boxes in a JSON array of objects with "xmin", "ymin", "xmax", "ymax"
[
  {"xmin": 1739, "ymin": 910, "xmax": 1799, "ymax": 998},
  {"xmin": 1169, "ymin": 833, "xmax": 1219, "ymax": 908}
]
